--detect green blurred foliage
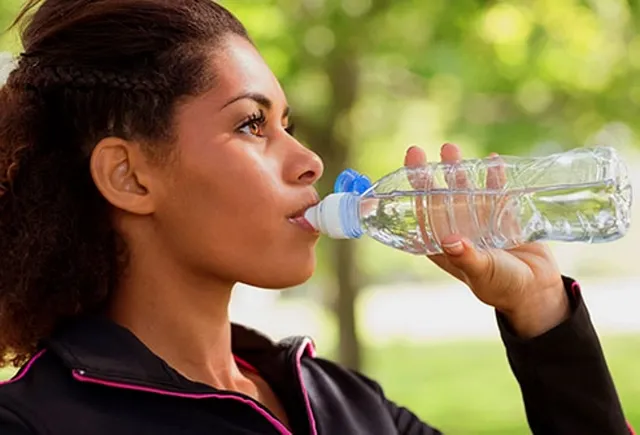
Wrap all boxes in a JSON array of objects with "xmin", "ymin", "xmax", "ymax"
[
  {"xmin": 361, "ymin": 335, "xmax": 640, "ymax": 434},
  {"xmin": 224, "ymin": 0, "xmax": 640, "ymax": 155}
]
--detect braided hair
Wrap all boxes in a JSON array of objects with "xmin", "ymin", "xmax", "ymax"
[
  {"xmin": 10, "ymin": 57, "xmax": 170, "ymax": 92},
  {"xmin": 0, "ymin": 0, "xmax": 248, "ymax": 367}
]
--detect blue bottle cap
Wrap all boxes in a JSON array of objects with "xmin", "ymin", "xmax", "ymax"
[{"xmin": 334, "ymin": 168, "xmax": 372, "ymax": 194}]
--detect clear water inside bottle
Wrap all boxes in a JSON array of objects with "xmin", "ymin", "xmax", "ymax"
[{"xmin": 360, "ymin": 176, "xmax": 631, "ymax": 256}]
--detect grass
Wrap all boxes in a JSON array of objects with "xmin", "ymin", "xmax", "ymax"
[
  {"xmin": 1, "ymin": 335, "xmax": 638, "ymax": 434},
  {"xmin": 359, "ymin": 335, "xmax": 640, "ymax": 434}
]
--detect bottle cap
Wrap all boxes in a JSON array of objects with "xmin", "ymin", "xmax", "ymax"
[
  {"xmin": 334, "ymin": 169, "xmax": 372, "ymax": 194},
  {"xmin": 304, "ymin": 193, "xmax": 350, "ymax": 238},
  {"xmin": 303, "ymin": 193, "xmax": 364, "ymax": 239}
]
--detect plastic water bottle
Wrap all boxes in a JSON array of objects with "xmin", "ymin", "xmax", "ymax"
[{"xmin": 304, "ymin": 146, "xmax": 632, "ymax": 255}]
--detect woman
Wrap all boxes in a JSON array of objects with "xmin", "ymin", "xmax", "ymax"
[{"xmin": 0, "ymin": 1, "xmax": 632, "ymax": 434}]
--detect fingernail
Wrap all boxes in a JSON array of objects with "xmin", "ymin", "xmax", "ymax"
[{"xmin": 442, "ymin": 241, "xmax": 464, "ymax": 256}]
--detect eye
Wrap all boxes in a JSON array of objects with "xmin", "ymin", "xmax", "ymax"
[{"xmin": 237, "ymin": 111, "xmax": 266, "ymax": 137}]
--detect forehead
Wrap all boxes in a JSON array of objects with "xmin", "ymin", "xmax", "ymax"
[{"xmin": 208, "ymin": 35, "xmax": 286, "ymax": 107}]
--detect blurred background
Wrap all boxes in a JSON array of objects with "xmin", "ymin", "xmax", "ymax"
[{"xmin": 2, "ymin": 0, "xmax": 640, "ymax": 433}]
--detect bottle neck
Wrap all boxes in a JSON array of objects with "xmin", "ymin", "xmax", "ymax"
[{"xmin": 340, "ymin": 193, "xmax": 365, "ymax": 239}]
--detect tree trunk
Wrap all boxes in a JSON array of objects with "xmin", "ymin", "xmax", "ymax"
[
  {"xmin": 289, "ymin": 4, "xmax": 382, "ymax": 371},
  {"xmin": 325, "ymin": 51, "xmax": 361, "ymax": 370},
  {"xmin": 301, "ymin": 40, "xmax": 362, "ymax": 369},
  {"xmin": 334, "ymin": 240, "xmax": 361, "ymax": 370}
]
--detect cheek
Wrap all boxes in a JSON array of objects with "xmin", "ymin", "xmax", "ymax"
[
  {"xmin": 168, "ymin": 149, "xmax": 280, "ymax": 240},
  {"xmin": 156, "ymin": 144, "xmax": 316, "ymax": 285}
]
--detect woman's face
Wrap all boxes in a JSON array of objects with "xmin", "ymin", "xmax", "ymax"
[{"xmin": 152, "ymin": 35, "xmax": 324, "ymax": 289}]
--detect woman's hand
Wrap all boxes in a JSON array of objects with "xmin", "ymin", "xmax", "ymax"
[{"xmin": 406, "ymin": 143, "xmax": 570, "ymax": 338}]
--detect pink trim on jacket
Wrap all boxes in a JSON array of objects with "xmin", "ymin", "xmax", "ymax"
[
  {"xmin": 233, "ymin": 355, "xmax": 259, "ymax": 374},
  {"xmin": 296, "ymin": 338, "xmax": 318, "ymax": 435},
  {"xmin": 72, "ymin": 370, "xmax": 292, "ymax": 435},
  {"xmin": 0, "ymin": 349, "xmax": 46, "ymax": 386}
]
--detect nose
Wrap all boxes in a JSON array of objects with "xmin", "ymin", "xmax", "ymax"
[{"xmin": 283, "ymin": 137, "xmax": 324, "ymax": 186}]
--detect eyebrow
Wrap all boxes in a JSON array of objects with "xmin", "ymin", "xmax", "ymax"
[{"xmin": 222, "ymin": 92, "xmax": 290, "ymax": 118}]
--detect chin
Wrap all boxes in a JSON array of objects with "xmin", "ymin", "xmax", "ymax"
[{"xmin": 244, "ymin": 255, "xmax": 316, "ymax": 290}]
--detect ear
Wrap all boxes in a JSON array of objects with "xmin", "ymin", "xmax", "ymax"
[{"xmin": 90, "ymin": 137, "xmax": 156, "ymax": 215}]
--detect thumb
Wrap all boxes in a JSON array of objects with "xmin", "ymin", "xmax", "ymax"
[{"xmin": 440, "ymin": 236, "xmax": 493, "ymax": 282}]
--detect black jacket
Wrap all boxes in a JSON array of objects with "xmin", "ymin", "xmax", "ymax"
[{"xmin": 0, "ymin": 278, "xmax": 633, "ymax": 435}]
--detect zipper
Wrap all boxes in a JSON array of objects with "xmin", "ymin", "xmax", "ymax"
[{"xmin": 72, "ymin": 369, "xmax": 292, "ymax": 435}]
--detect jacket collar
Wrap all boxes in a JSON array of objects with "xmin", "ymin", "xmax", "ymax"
[{"xmin": 45, "ymin": 315, "xmax": 313, "ymax": 390}]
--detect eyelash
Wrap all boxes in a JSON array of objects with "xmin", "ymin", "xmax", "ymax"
[
  {"xmin": 237, "ymin": 110, "xmax": 296, "ymax": 137},
  {"xmin": 285, "ymin": 123, "xmax": 296, "ymax": 136}
]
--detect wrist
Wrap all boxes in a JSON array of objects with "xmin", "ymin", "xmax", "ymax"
[{"xmin": 500, "ymin": 280, "xmax": 570, "ymax": 339}]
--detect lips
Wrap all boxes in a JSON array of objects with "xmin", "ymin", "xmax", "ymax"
[
  {"xmin": 288, "ymin": 215, "xmax": 318, "ymax": 233},
  {"xmin": 287, "ymin": 194, "xmax": 321, "ymax": 233},
  {"xmin": 287, "ymin": 206, "xmax": 313, "ymax": 220},
  {"xmin": 286, "ymin": 195, "xmax": 320, "ymax": 221}
]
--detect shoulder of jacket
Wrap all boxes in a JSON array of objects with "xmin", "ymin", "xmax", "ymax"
[
  {"xmin": 0, "ymin": 396, "xmax": 42, "ymax": 434},
  {"xmin": 303, "ymin": 356, "xmax": 385, "ymax": 396}
]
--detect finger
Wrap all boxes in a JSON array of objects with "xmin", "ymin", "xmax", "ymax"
[
  {"xmin": 427, "ymin": 253, "xmax": 467, "ymax": 282},
  {"xmin": 438, "ymin": 143, "xmax": 468, "ymax": 238},
  {"xmin": 486, "ymin": 152, "xmax": 506, "ymax": 190},
  {"xmin": 486, "ymin": 152, "xmax": 518, "ymax": 238},
  {"xmin": 404, "ymin": 145, "xmax": 426, "ymax": 168},
  {"xmin": 439, "ymin": 142, "xmax": 462, "ymax": 162},
  {"xmin": 405, "ymin": 146, "xmax": 435, "ymax": 251},
  {"xmin": 440, "ymin": 143, "xmax": 468, "ymax": 189},
  {"xmin": 439, "ymin": 234, "xmax": 494, "ymax": 282},
  {"xmin": 405, "ymin": 145, "xmax": 431, "ymax": 191}
]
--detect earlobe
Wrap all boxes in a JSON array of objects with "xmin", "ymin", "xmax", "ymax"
[{"xmin": 90, "ymin": 137, "xmax": 155, "ymax": 215}]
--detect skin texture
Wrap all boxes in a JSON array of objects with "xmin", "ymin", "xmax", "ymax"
[{"xmin": 88, "ymin": 35, "xmax": 568, "ymax": 424}]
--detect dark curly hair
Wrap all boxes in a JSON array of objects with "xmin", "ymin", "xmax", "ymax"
[{"xmin": 0, "ymin": 0, "xmax": 248, "ymax": 367}]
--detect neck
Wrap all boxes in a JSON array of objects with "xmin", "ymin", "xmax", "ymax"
[{"xmin": 108, "ymin": 242, "xmax": 251, "ymax": 393}]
